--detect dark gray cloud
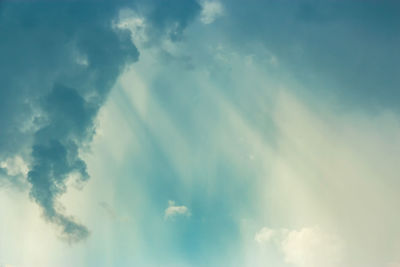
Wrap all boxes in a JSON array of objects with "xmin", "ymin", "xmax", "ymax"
[{"xmin": 0, "ymin": 0, "xmax": 200, "ymax": 242}]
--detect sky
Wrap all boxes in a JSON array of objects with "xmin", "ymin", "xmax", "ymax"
[{"xmin": 0, "ymin": 1, "xmax": 400, "ymax": 266}]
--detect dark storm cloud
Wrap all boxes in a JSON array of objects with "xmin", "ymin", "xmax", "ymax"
[{"xmin": 0, "ymin": 0, "xmax": 200, "ymax": 242}]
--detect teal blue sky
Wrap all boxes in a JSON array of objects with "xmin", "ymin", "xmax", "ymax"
[{"xmin": 1, "ymin": 1, "xmax": 400, "ymax": 267}]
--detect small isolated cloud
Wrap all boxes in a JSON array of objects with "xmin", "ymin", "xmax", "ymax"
[
  {"xmin": 200, "ymin": 0, "xmax": 224, "ymax": 24},
  {"xmin": 164, "ymin": 200, "xmax": 190, "ymax": 219},
  {"xmin": 255, "ymin": 226, "xmax": 344, "ymax": 267}
]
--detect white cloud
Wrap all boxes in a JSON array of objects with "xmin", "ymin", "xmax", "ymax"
[
  {"xmin": 281, "ymin": 227, "xmax": 344, "ymax": 267},
  {"xmin": 115, "ymin": 9, "xmax": 148, "ymax": 47},
  {"xmin": 255, "ymin": 226, "xmax": 344, "ymax": 267},
  {"xmin": 164, "ymin": 200, "xmax": 190, "ymax": 219},
  {"xmin": 200, "ymin": 0, "xmax": 224, "ymax": 24},
  {"xmin": 0, "ymin": 156, "xmax": 28, "ymax": 177},
  {"xmin": 254, "ymin": 227, "xmax": 276, "ymax": 244}
]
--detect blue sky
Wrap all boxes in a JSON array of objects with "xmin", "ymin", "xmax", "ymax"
[{"xmin": 1, "ymin": 1, "xmax": 400, "ymax": 267}]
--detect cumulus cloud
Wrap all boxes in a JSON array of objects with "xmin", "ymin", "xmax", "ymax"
[
  {"xmin": 164, "ymin": 200, "xmax": 190, "ymax": 219},
  {"xmin": 200, "ymin": 0, "xmax": 224, "ymax": 24},
  {"xmin": 0, "ymin": 0, "xmax": 200, "ymax": 242},
  {"xmin": 255, "ymin": 226, "xmax": 344, "ymax": 267}
]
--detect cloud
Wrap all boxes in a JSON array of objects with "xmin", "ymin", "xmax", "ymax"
[
  {"xmin": 136, "ymin": 0, "xmax": 201, "ymax": 43},
  {"xmin": 254, "ymin": 227, "xmax": 276, "ymax": 244},
  {"xmin": 164, "ymin": 200, "xmax": 190, "ymax": 219},
  {"xmin": 281, "ymin": 227, "xmax": 344, "ymax": 267},
  {"xmin": 0, "ymin": 0, "xmax": 139, "ymax": 242},
  {"xmin": 255, "ymin": 226, "xmax": 344, "ymax": 267},
  {"xmin": 0, "ymin": 156, "xmax": 28, "ymax": 177},
  {"xmin": 0, "ymin": 0, "xmax": 200, "ymax": 242},
  {"xmin": 116, "ymin": 10, "xmax": 148, "ymax": 47},
  {"xmin": 0, "ymin": 156, "xmax": 29, "ymax": 188},
  {"xmin": 200, "ymin": 0, "xmax": 224, "ymax": 24}
]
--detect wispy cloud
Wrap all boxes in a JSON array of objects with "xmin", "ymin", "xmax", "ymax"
[
  {"xmin": 254, "ymin": 227, "xmax": 276, "ymax": 244},
  {"xmin": 164, "ymin": 200, "xmax": 190, "ymax": 219}
]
